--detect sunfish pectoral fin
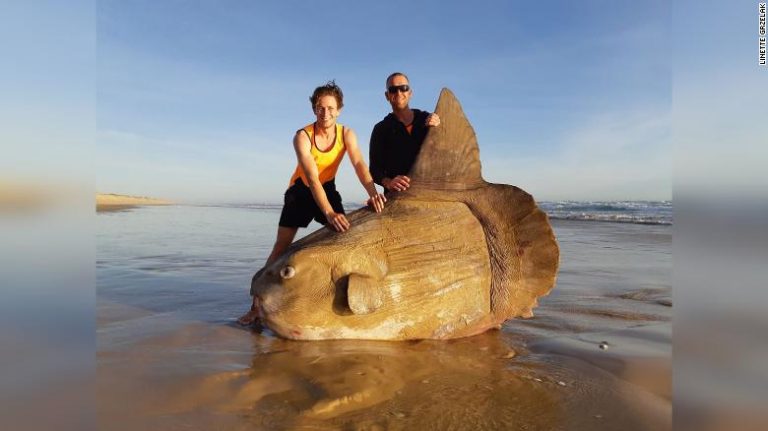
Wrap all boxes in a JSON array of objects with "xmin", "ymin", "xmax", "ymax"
[{"xmin": 347, "ymin": 273, "xmax": 384, "ymax": 315}]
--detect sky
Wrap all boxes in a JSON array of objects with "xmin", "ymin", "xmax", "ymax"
[
  {"xmin": 90, "ymin": 0, "xmax": 673, "ymax": 204},
  {"xmin": 6, "ymin": 1, "xmax": 763, "ymax": 205}
]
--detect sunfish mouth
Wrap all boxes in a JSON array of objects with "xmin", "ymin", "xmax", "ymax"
[{"xmin": 258, "ymin": 308, "xmax": 305, "ymax": 339}]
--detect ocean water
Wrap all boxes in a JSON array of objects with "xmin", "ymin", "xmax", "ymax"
[
  {"xmin": 97, "ymin": 203, "xmax": 671, "ymax": 430},
  {"xmin": 221, "ymin": 200, "xmax": 673, "ymax": 225},
  {"xmin": 539, "ymin": 201, "xmax": 672, "ymax": 225}
]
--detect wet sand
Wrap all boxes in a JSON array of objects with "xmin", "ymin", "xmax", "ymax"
[{"xmin": 97, "ymin": 207, "xmax": 671, "ymax": 430}]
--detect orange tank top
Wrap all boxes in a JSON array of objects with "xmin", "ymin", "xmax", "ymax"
[{"xmin": 289, "ymin": 123, "xmax": 346, "ymax": 187}]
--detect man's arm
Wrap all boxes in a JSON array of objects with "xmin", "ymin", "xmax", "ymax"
[
  {"xmin": 426, "ymin": 112, "xmax": 440, "ymax": 127},
  {"xmin": 344, "ymin": 127, "xmax": 386, "ymax": 212},
  {"xmin": 293, "ymin": 132, "xmax": 349, "ymax": 232},
  {"xmin": 368, "ymin": 122, "xmax": 411, "ymax": 192},
  {"xmin": 368, "ymin": 123, "xmax": 386, "ymax": 187}
]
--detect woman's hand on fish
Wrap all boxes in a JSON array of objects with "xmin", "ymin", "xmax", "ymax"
[
  {"xmin": 367, "ymin": 193, "xmax": 387, "ymax": 213},
  {"xmin": 326, "ymin": 211, "xmax": 350, "ymax": 232},
  {"xmin": 426, "ymin": 113, "xmax": 440, "ymax": 127}
]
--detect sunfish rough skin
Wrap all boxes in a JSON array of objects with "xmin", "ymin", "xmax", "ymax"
[{"xmin": 251, "ymin": 88, "xmax": 559, "ymax": 340}]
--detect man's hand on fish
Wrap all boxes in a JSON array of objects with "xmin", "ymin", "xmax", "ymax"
[
  {"xmin": 386, "ymin": 175, "xmax": 411, "ymax": 192},
  {"xmin": 426, "ymin": 113, "xmax": 440, "ymax": 127},
  {"xmin": 367, "ymin": 193, "xmax": 387, "ymax": 213},
  {"xmin": 326, "ymin": 211, "xmax": 350, "ymax": 232}
]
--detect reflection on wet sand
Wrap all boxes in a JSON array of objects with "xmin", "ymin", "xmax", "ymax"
[{"xmin": 99, "ymin": 314, "xmax": 669, "ymax": 430}]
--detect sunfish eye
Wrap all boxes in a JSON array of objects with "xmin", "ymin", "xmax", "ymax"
[{"xmin": 279, "ymin": 266, "xmax": 296, "ymax": 280}]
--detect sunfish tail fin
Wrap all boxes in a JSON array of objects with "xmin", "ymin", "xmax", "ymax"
[{"xmin": 461, "ymin": 184, "xmax": 560, "ymax": 321}]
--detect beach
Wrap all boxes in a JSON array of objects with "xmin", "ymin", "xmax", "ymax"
[
  {"xmin": 97, "ymin": 204, "xmax": 671, "ymax": 430},
  {"xmin": 96, "ymin": 193, "xmax": 172, "ymax": 212}
]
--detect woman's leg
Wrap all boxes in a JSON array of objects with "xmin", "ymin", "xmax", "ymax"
[
  {"xmin": 264, "ymin": 226, "xmax": 299, "ymax": 266},
  {"xmin": 237, "ymin": 226, "xmax": 298, "ymax": 325}
]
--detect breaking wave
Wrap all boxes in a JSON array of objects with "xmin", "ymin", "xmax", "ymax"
[{"xmin": 539, "ymin": 201, "xmax": 672, "ymax": 225}]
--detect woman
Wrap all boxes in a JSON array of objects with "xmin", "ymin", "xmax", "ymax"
[{"xmin": 238, "ymin": 81, "xmax": 386, "ymax": 325}]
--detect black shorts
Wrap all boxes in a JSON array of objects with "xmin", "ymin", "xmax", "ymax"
[{"xmin": 278, "ymin": 179, "xmax": 345, "ymax": 228}]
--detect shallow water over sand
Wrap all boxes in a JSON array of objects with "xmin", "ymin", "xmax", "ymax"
[{"xmin": 97, "ymin": 205, "xmax": 671, "ymax": 430}]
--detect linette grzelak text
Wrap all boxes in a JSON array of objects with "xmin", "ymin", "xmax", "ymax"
[{"xmin": 760, "ymin": 3, "xmax": 766, "ymax": 65}]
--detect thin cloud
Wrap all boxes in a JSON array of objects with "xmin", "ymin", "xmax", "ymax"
[{"xmin": 484, "ymin": 108, "xmax": 671, "ymax": 201}]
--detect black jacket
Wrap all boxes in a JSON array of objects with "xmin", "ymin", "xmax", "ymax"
[{"xmin": 368, "ymin": 109, "xmax": 431, "ymax": 186}]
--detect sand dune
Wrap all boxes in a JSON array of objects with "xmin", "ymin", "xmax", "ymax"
[{"xmin": 97, "ymin": 193, "xmax": 172, "ymax": 211}]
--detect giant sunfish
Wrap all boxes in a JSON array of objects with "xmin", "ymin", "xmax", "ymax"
[{"xmin": 250, "ymin": 88, "xmax": 559, "ymax": 340}]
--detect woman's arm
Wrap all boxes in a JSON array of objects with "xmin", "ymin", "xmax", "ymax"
[{"xmin": 294, "ymin": 131, "xmax": 350, "ymax": 232}]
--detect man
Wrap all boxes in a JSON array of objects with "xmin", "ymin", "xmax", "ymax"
[{"xmin": 369, "ymin": 72, "xmax": 440, "ymax": 193}]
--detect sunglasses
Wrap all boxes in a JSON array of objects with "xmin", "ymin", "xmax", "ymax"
[{"xmin": 387, "ymin": 84, "xmax": 410, "ymax": 94}]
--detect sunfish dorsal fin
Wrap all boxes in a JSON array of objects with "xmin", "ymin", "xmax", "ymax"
[{"xmin": 409, "ymin": 88, "xmax": 484, "ymax": 190}]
